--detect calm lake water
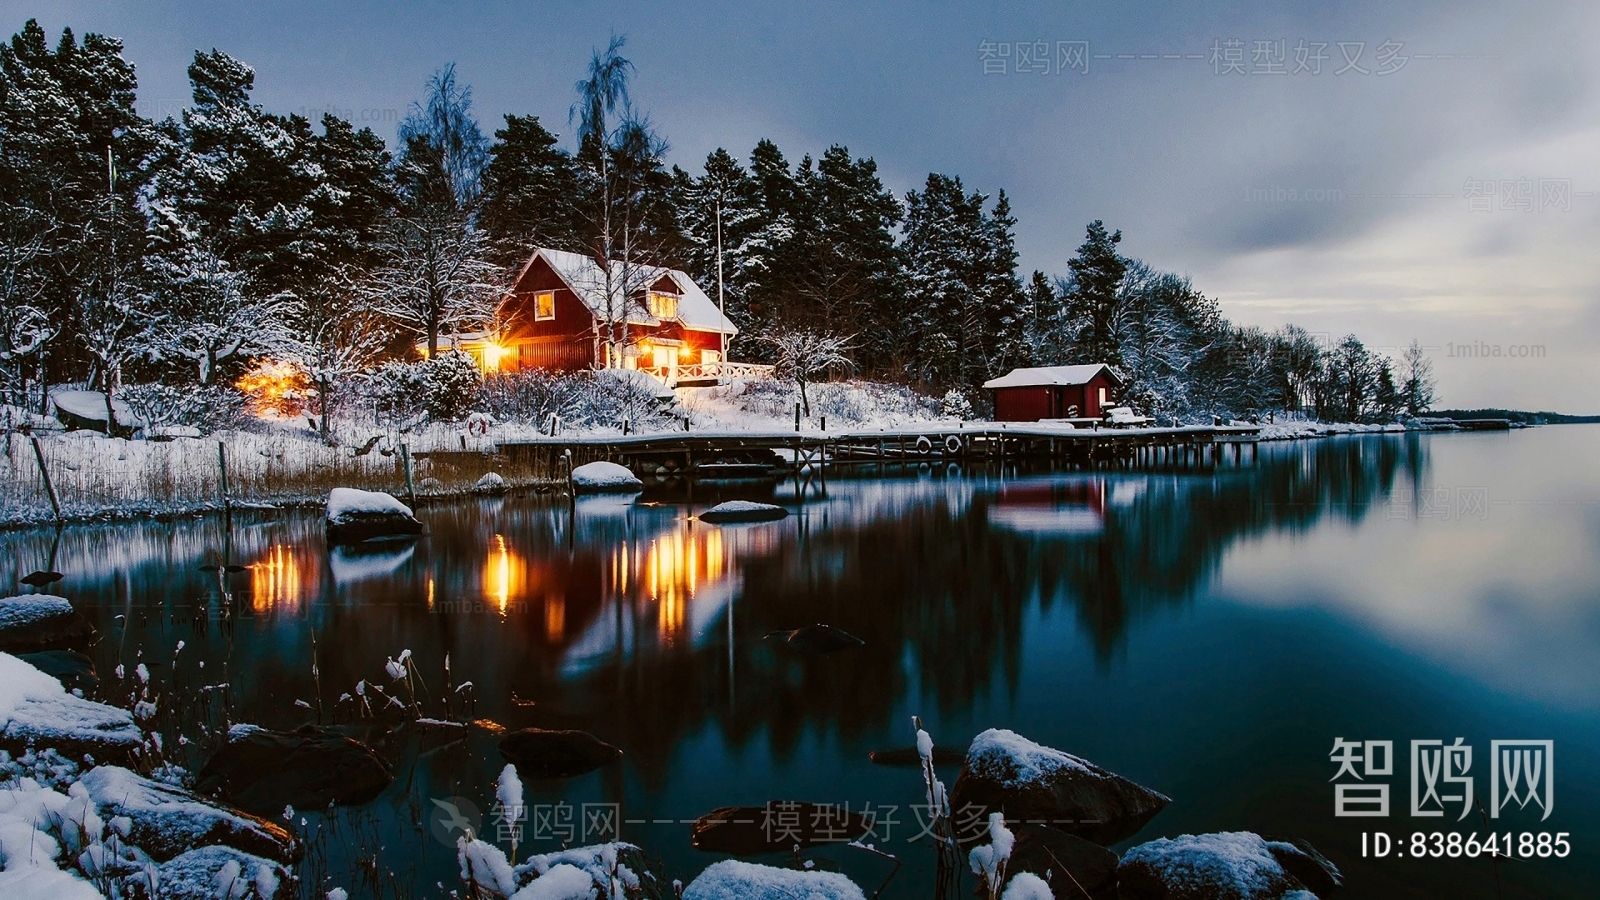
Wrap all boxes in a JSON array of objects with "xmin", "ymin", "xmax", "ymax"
[{"xmin": 4, "ymin": 427, "xmax": 1598, "ymax": 899}]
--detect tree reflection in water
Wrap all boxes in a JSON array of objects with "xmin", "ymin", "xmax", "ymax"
[{"xmin": 0, "ymin": 436, "xmax": 1419, "ymax": 786}]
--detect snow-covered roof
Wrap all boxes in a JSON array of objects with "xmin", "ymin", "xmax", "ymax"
[
  {"xmin": 524, "ymin": 248, "xmax": 739, "ymax": 336},
  {"xmin": 982, "ymin": 364, "xmax": 1118, "ymax": 390}
]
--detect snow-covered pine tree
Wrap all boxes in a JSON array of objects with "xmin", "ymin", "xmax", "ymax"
[
  {"xmin": 901, "ymin": 174, "xmax": 1025, "ymax": 391},
  {"xmin": 1064, "ymin": 220, "xmax": 1128, "ymax": 366},
  {"xmin": 1, "ymin": 20, "xmax": 150, "ymax": 390},
  {"xmin": 673, "ymin": 148, "xmax": 768, "ymax": 343},
  {"xmin": 479, "ymin": 113, "xmax": 585, "ymax": 266},
  {"xmin": 788, "ymin": 146, "xmax": 903, "ymax": 367}
]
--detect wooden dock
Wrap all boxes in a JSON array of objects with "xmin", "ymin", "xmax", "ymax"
[{"xmin": 490, "ymin": 422, "xmax": 1262, "ymax": 479}]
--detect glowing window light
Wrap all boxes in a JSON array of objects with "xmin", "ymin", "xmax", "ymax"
[
  {"xmin": 248, "ymin": 544, "xmax": 302, "ymax": 613},
  {"xmin": 481, "ymin": 342, "xmax": 506, "ymax": 372},
  {"xmin": 484, "ymin": 534, "xmax": 526, "ymax": 616}
]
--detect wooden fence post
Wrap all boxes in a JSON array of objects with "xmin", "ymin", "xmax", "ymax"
[
  {"xmin": 400, "ymin": 443, "xmax": 416, "ymax": 505},
  {"xmin": 29, "ymin": 436, "xmax": 61, "ymax": 522},
  {"xmin": 216, "ymin": 442, "xmax": 231, "ymax": 511}
]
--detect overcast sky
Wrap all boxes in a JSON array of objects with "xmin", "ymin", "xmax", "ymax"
[{"xmin": 16, "ymin": 1, "xmax": 1600, "ymax": 411}]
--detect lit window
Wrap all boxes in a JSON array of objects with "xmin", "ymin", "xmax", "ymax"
[
  {"xmin": 647, "ymin": 291, "xmax": 678, "ymax": 319},
  {"xmin": 534, "ymin": 291, "xmax": 555, "ymax": 321}
]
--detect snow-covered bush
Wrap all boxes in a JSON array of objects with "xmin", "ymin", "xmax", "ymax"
[
  {"xmin": 422, "ymin": 351, "xmax": 483, "ymax": 423},
  {"xmin": 479, "ymin": 370, "xmax": 675, "ymax": 433},
  {"xmin": 477, "ymin": 369, "xmax": 589, "ymax": 429},
  {"xmin": 940, "ymin": 388, "xmax": 975, "ymax": 420},
  {"xmin": 363, "ymin": 351, "xmax": 483, "ymax": 428},
  {"xmin": 118, "ymin": 383, "xmax": 248, "ymax": 435},
  {"xmin": 365, "ymin": 361, "xmax": 427, "ymax": 428}
]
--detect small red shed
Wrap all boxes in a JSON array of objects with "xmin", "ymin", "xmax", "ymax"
[{"xmin": 983, "ymin": 364, "xmax": 1122, "ymax": 422}]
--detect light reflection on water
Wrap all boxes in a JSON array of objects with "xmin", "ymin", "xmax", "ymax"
[{"xmin": 1, "ymin": 429, "xmax": 1597, "ymax": 898}]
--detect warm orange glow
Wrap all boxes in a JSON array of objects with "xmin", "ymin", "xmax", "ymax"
[
  {"xmin": 484, "ymin": 534, "xmax": 526, "ymax": 615},
  {"xmin": 480, "ymin": 342, "xmax": 506, "ymax": 372},
  {"xmin": 249, "ymin": 544, "xmax": 302, "ymax": 612},
  {"xmin": 544, "ymin": 595, "xmax": 566, "ymax": 641},
  {"xmin": 236, "ymin": 360, "xmax": 311, "ymax": 418},
  {"xmin": 631, "ymin": 527, "xmax": 727, "ymax": 644}
]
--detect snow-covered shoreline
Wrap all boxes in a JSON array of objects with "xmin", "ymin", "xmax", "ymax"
[{"xmin": 0, "ymin": 377, "xmax": 1461, "ymax": 528}]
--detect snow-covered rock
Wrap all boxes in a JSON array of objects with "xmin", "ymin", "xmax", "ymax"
[
  {"xmin": 195, "ymin": 725, "xmax": 393, "ymax": 815},
  {"xmin": 48, "ymin": 389, "xmax": 134, "ymax": 431},
  {"xmin": 1001, "ymin": 873, "xmax": 1053, "ymax": 900},
  {"xmin": 14, "ymin": 650, "xmax": 98, "ymax": 695},
  {"xmin": 1117, "ymin": 832, "xmax": 1342, "ymax": 900},
  {"xmin": 949, "ymin": 728, "xmax": 1169, "ymax": 847},
  {"xmin": 570, "ymin": 461, "xmax": 643, "ymax": 493},
  {"xmin": 0, "ymin": 778, "xmax": 110, "ymax": 900},
  {"xmin": 79, "ymin": 765, "xmax": 299, "ymax": 864},
  {"xmin": 513, "ymin": 863, "xmax": 596, "ymax": 900},
  {"xmin": 0, "ymin": 595, "xmax": 95, "ymax": 653},
  {"xmin": 682, "ymin": 860, "xmax": 866, "ymax": 900},
  {"xmin": 474, "ymin": 471, "xmax": 509, "ymax": 495},
  {"xmin": 154, "ymin": 844, "xmax": 292, "ymax": 900},
  {"xmin": 698, "ymin": 500, "xmax": 789, "ymax": 524},
  {"xmin": 324, "ymin": 488, "xmax": 423, "ymax": 545},
  {"xmin": 516, "ymin": 843, "xmax": 670, "ymax": 900},
  {"xmin": 0, "ymin": 653, "xmax": 140, "ymax": 763}
]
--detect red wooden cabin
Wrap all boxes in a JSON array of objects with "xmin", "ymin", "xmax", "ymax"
[
  {"xmin": 983, "ymin": 364, "xmax": 1122, "ymax": 422},
  {"xmin": 424, "ymin": 248, "xmax": 765, "ymax": 386}
]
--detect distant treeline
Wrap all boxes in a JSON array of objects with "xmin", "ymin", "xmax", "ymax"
[
  {"xmin": 1431, "ymin": 409, "xmax": 1600, "ymax": 425},
  {"xmin": 1, "ymin": 20, "xmax": 1436, "ymax": 427}
]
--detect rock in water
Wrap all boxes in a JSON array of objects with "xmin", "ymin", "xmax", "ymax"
[
  {"xmin": 475, "ymin": 471, "xmax": 509, "ymax": 495},
  {"xmin": 949, "ymin": 728, "xmax": 1169, "ymax": 847},
  {"xmin": 155, "ymin": 845, "xmax": 292, "ymax": 900},
  {"xmin": 764, "ymin": 624, "xmax": 865, "ymax": 653},
  {"xmin": 15, "ymin": 649, "xmax": 98, "ymax": 694},
  {"xmin": 324, "ymin": 487, "xmax": 423, "ymax": 545},
  {"xmin": 196, "ymin": 724, "xmax": 393, "ymax": 815},
  {"xmin": 691, "ymin": 803, "xmax": 874, "ymax": 855},
  {"xmin": 19, "ymin": 570, "xmax": 63, "ymax": 587},
  {"xmin": 1006, "ymin": 822, "xmax": 1119, "ymax": 900},
  {"xmin": 571, "ymin": 461, "xmax": 644, "ymax": 494},
  {"xmin": 683, "ymin": 860, "xmax": 866, "ymax": 900},
  {"xmin": 698, "ymin": 500, "xmax": 789, "ymax": 524},
  {"xmin": 0, "ymin": 594, "xmax": 95, "ymax": 652},
  {"xmin": 499, "ymin": 728, "xmax": 623, "ymax": 778},
  {"xmin": 80, "ymin": 765, "xmax": 299, "ymax": 864},
  {"xmin": 0, "ymin": 651, "xmax": 139, "ymax": 763},
  {"xmin": 1118, "ymin": 832, "xmax": 1343, "ymax": 900}
]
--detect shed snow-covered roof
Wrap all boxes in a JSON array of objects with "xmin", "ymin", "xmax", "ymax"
[
  {"xmin": 982, "ymin": 364, "xmax": 1118, "ymax": 390},
  {"xmin": 525, "ymin": 248, "xmax": 739, "ymax": 336}
]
